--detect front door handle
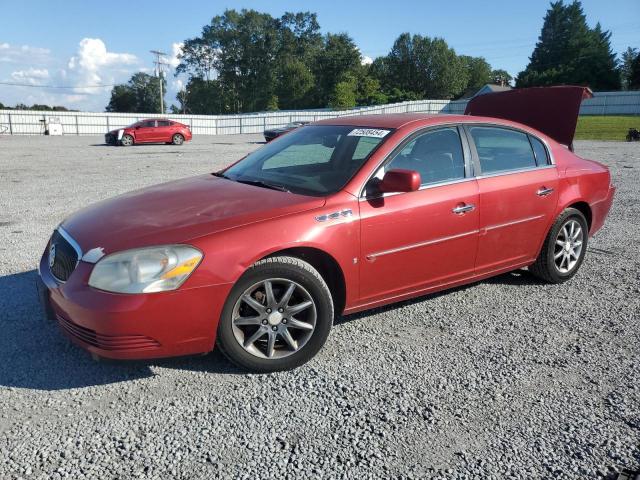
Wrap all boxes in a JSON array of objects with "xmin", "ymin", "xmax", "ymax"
[
  {"xmin": 452, "ymin": 203, "xmax": 475, "ymax": 214},
  {"xmin": 537, "ymin": 187, "xmax": 554, "ymax": 196}
]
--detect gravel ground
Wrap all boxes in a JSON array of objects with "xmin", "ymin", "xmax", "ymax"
[{"xmin": 0, "ymin": 135, "xmax": 638, "ymax": 479}]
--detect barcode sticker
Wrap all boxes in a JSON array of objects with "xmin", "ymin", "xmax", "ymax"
[{"xmin": 347, "ymin": 128, "xmax": 390, "ymax": 138}]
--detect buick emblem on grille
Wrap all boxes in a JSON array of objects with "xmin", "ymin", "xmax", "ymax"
[{"xmin": 49, "ymin": 243, "xmax": 56, "ymax": 268}]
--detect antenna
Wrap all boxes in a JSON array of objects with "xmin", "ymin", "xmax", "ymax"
[{"xmin": 150, "ymin": 50, "xmax": 169, "ymax": 114}]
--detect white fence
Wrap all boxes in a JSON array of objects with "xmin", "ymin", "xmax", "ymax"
[{"xmin": 0, "ymin": 91, "xmax": 638, "ymax": 136}]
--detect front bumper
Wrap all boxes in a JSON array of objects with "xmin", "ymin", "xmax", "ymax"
[
  {"xmin": 104, "ymin": 133, "xmax": 118, "ymax": 145},
  {"xmin": 38, "ymin": 249, "xmax": 232, "ymax": 360}
]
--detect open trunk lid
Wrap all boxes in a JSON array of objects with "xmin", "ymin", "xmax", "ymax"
[{"xmin": 464, "ymin": 86, "xmax": 593, "ymax": 147}]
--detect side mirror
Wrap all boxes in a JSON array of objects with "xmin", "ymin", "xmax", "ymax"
[{"xmin": 379, "ymin": 169, "xmax": 421, "ymax": 193}]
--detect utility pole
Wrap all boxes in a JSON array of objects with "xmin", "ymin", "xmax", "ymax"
[{"xmin": 150, "ymin": 50, "xmax": 168, "ymax": 114}]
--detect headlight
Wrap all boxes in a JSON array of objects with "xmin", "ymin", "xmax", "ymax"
[{"xmin": 88, "ymin": 245, "xmax": 203, "ymax": 294}]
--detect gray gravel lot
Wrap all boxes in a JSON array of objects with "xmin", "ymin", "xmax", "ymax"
[{"xmin": 0, "ymin": 135, "xmax": 638, "ymax": 479}]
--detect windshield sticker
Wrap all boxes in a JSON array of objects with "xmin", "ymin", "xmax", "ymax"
[{"xmin": 347, "ymin": 128, "xmax": 390, "ymax": 138}]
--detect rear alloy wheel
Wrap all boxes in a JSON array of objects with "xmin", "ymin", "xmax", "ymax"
[
  {"xmin": 172, "ymin": 133, "xmax": 184, "ymax": 145},
  {"xmin": 530, "ymin": 208, "xmax": 589, "ymax": 283},
  {"xmin": 120, "ymin": 134, "xmax": 134, "ymax": 146},
  {"xmin": 217, "ymin": 256, "xmax": 333, "ymax": 372}
]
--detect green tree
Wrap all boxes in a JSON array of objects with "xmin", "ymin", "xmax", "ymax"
[
  {"xmin": 275, "ymin": 59, "xmax": 315, "ymax": 109},
  {"xmin": 517, "ymin": 1, "xmax": 620, "ymax": 90},
  {"xmin": 329, "ymin": 73, "xmax": 358, "ymax": 110},
  {"xmin": 374, "ymin": 33, "xmax": 468, "ymax": 99},
  {"xmin": 629, "ymin": 53, "xmax": 640, "ymax": 90},
  {"xmin": 621, "ymin": 47, "xmax": 639, "ymax": 90},
  {"xmin": 460, "ymin": 56, "xmax": 492, "ymax": 91},
  {"xmin": 106, "ymin": 72, "xmax": 166, "ymax": 113},
  {"xmin": 312, "ymin": 33, "xmax": 362, "ymax": 106},
  {"xmin": 491, "ymin": 69, "xmax": 513, "ymax": 86}
]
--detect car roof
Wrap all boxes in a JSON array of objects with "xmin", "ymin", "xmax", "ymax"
[{"xmin": 312, "ymin": 113, "xmax": 555, "ymax": 143}]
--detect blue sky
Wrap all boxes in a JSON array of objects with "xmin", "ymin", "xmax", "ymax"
[{"xmin": 1, "ymin": 0, "xmax": 638, "ymax": 111}]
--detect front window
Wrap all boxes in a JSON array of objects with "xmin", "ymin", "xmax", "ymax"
[
  {"xmin": 223, "ymin": 125, "xmax": 390, "ymax": 196},
  {"xmin": 383, "ymin": 127, "xmax": 466, "ymax": 186}
]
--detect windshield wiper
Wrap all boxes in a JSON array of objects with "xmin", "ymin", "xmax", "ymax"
[
  {"xmin": 235, "ymin": 178, "xmax": 291, "ymax": 193},
  {"xmin": 212, "ymin": 171, "xmax": 229, "ymax": 179}
]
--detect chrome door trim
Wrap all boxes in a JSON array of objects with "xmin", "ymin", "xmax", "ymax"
[
  {"xmin": 474, "ymin": 164, "xmax": 557, "ymax": 180},
  {"xmin": 358, "ymin": 121, "xmax": 557, "ymax": 199},
  {"xmin": 483, "ymin": 214, "xmax": 545, "ymax": 233},
  {"xmin": 366, "ymin": 229, "xmax": 479, "ymax": 260},
  {"xmin": 359, "ymin": 176, "xmax": 477, "ymax": 202}
]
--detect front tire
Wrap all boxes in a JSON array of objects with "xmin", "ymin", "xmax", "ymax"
[
  {"xmin": 120, "ymin": 134, "xmax": 134, "ymax": 146},
  {"xmin": 530, "ymin": 208, "xmax": 589, "ymax": 283},
  {"xmin": 216, "ymin": 256, "xmax": 334, "ymax": 372},
  {"xmin": 172, "ymin": 133, "xmax": 184, "ymax": 145}
]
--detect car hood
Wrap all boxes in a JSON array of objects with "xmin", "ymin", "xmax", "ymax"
[{"xmin": 61, "ymin": 174, "xmax": 325, "ymax": 255}]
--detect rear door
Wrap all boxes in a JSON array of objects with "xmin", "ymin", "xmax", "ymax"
[
  {"xmin": 136, "ymin": 120, "xmax": 157, "ymax": 142},
  {"xmin": 465, "ymin": 125, "xmax": 559, "ymax": 274},
  {"xmin": 156, "ymin": 120, "xmax": 173, "ymax": 142}
]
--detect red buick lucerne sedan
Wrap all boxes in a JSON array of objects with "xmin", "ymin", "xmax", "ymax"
[
  {"xmin": 104, "ymin": 119, "xmax": 192, "ymax": 146},
  {"xmin": 38, "ymin": 87, "xmax": 615, "ymax": 372}
]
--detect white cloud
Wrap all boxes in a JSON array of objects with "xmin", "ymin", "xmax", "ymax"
[
  {"xmin": 168, "ymin": 42, "xmax": 184, "ymax": 68},
  {"xmin": 361, "ymin": 56, "xmax": 373, "ymax": 66},
  {"xmin": 67, "ymin": 38, "xmax": 136, "ymax": 88},
  {"xmin": 0, "ymin": 42, "xmax": 51, "ymax": 63},
  {"xmin": 11, "ymin": 67, "xmax": 49, "ymax": 84}
]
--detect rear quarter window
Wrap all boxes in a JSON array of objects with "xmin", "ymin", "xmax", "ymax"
[{"xmin": 529, "ymin": 135, "xmax": 550, "ymax": 166}]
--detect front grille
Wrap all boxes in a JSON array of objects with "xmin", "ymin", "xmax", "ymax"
[
  {"xmin": 49, "ymin": 230, "xmax": 79, "ymax": 282},
  {"xmin": 57, "ymin": 314, "xmax": 161, "ymax": 351}
]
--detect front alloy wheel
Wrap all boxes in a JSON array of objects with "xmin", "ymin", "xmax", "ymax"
[
  {"xmin": 120, "ymin": 134, "xmax": 134, "ymax": 146},
  {"xmin": 217, "ymin": 256, "xmax": 333, "ymax": 372},
  {"xmin": 232, "ymin": 279, "xmax": 316, "ymax": 359}
]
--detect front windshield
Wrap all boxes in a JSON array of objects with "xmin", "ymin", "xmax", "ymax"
[{"xmin": 223, "ymin": 125, "xmax": 390, "ymax": 196}]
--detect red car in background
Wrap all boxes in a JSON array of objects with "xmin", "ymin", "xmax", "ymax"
[
  {"xmin": 105, "ymin": 118, "xmax": 192, "ymax": 146},
  {"xmin": 39, "ymin": 87, "xmax": 614, "ymax": 372}
]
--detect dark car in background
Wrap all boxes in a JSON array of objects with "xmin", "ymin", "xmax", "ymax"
[
  {"xmin": 105, "ymin": 119, "xmax": 192, "ymax": 146},
  {"xmin": 263, "ymin": 121, "xmax": 309, "ymax": 142}
]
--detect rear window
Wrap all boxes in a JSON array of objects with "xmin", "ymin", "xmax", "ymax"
[
  {"xmin": 469, "ymin": 127, "xmax": 537, "ymax": 174},
  {"xmin": 158, "ymin": 120, "xmax": 172, "ymax": 127}
]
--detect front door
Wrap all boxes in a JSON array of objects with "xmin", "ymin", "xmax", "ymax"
[
  {"xmin": 466, "ymin": 125, "xmax": 559, "ymax": 273},
  {"xmin": 136, "ymin": 120, "xmax": 157, "ymax": 142},
  {"xmin": 359, "ymin": 126, "xmax": 479, "ymax": 305}
]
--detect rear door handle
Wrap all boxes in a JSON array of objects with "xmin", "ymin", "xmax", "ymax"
[
  {"xmin": 452, "ymin": 204, "xmax": 475, "ymax": 214},
  {"xmin": 537, "ymin": 187, "xmax": 554, "ymax": 196}
]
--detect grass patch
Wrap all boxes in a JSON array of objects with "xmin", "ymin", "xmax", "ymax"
[{"xmin": 575, "ymin": 115, "xmax": 640, "ymax": 141}]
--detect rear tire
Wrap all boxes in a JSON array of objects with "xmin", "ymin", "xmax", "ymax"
[
  {"xmin": 530, "ymin": 208, "xmax": 588, "ymax": 283},
  {"xmin": 216, "ymin": 256, "xmax": 334, "ymax": 372},
  {"xmin": 120, "ymin": 134, "xmax": 134, "ymax": 146},
  {"xmin": 172, "ymin": 133, "xmax": 184, "ymax": 145}
]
